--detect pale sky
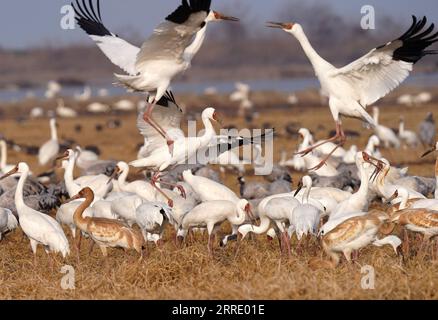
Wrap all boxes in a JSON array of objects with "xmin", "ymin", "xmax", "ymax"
[{"xmin": 0, "ymin": 0, "xmax": 437, "ymax": 49}]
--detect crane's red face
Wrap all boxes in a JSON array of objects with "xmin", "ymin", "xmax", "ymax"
[
  {"xmin": 213, "ymin": 11, "xmax": 239, "ymax": 22},
  {"xmin": 266, "ymin": 21, "xmax": 294, "ymax": 30}
]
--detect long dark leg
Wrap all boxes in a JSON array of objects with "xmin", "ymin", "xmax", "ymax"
[
  {"xmin": 157, "ymin": 180, "xmax": 186, "ymax": 199},
  {"xmin": 295, "ymin": 121, "xmax": 344, "ymax": 156},
  {"xmin": 150, "ymin": 172, "xmax": 174, "ymax": 207},
  {"xmin": 143, "ymin": 101, "xmax": 175, "ymax": 153},
  {"xmin": 308, "ymin": 122, "xmax": 346, "ymax": 171}
]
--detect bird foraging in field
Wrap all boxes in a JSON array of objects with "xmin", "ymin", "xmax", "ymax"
[
  {"xmin": 322, "ymin": 210, "xmax": 400, "ymax": 267},
  {"xmin": 73, "ymin": 0, "xmax": 238, "ymax": 153},
  {"xmin": 267, "ymin": 16, "xmax": 438, "ymax": 169},
  {"xmin": 177, "ymin": 199, "xmax": 254, "ymax": 256}
]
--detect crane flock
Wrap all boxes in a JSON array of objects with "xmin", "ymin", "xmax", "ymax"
[{"xmin": 1, "ymin": 0, "xmax": 438, "ymax": 273}]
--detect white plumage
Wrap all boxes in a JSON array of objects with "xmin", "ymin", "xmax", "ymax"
[
  {"xmin": 1, "ymin": 163, "xmax": 70, "ymax": 258},
  {"xmin": 267, "ymin": 16, "xmax": 438, "ymax": 167},
  {"xmin": 38, "ymin": 118, "xmax": 59, "ymax": 166},
  {"xmin": 0, "ymin": 208, "xmax": 18, "ymax": 240}
]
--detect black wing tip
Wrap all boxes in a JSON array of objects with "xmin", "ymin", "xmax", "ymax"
[
  {"xmin": 73, "ymin": 0, "xmax": 112, "ymax": 37},
  {"xmin": 156, "ymin": 91, "xmax": 181, "ymax": 111},
  {"xmin": 393, "ymin": 15, "xmax": 438, "ymax": 64},
  {"xmin": 166, "ymin": 0, "xmax": 212, "ymax": 24}
]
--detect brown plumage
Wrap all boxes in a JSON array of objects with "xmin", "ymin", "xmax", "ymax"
[
  {"xmin": 70, "ymin": 187, "xmax": 144, "ymax": 259},
  {"xmin": 392, "ymin": 208, "xmax": 438, "ymax": 237},
  {"xmin": 322, "ymin": 210, "xmax": 391, "ymax": 266},
  {"xmin": 391, "ymin": 208, "xmax": 438, "ymax": 257},
  {"xmin": 386, "ymin": 197, "xmax": 424, "ymax": 216}
]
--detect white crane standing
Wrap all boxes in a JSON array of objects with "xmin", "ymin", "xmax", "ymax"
[
  {"xmin": 1, "ymin": 163, "xmax": 70, "ymax": 264},
  {"xmin": 73, "ymin": 0, "xmax": 238, "ymax": 152},
  {"xmin": 38, "ymin": 118, "xmax": 60, "ymax": 167},
  {"xmin": 267, "ymin": 16, "xmax": 438, "ymax": 169}
]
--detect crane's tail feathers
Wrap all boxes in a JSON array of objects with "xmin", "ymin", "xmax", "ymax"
[{"xmin": 113, "ymin": 73, "xmax": 145, "ymax": 93}]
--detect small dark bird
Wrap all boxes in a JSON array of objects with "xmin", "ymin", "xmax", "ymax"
[
  {"xmin": 95, "ymin": 124, "xmax": 104, "ymax": 132},
  {"xmin": 418, "ymin": 112, "xmax": 436, "ymax": 148},
  {"xmin": 74, "ymin": 124, "xmax": 83, "ymax": 133}
]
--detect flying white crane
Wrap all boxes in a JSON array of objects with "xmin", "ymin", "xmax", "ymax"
[
  {"xmin": 129, "ymin": 93, "xmax": 266, "ymax": 206},
  {"xmin": 0, "ymin": 163, "xmax": 70, "ymax": 263},
  {"xmin": 73, "ymin": 0, "xmax": 238, "ymax": 152},
  {"xmin": 38, "ymin": 118, "xmax": 60, "ymax": 166},
  {"xmin": 267, "ymin": 16, "xmax": 438, "ymax": 169}
]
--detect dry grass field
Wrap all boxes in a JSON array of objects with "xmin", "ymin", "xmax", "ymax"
[{"xmin": 0, "ymin": 92, "xmax": 437, "ymax": 299}]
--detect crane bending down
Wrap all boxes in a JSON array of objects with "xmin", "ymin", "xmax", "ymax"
[
  {"xmin": 73, "ymin": 0, "xmax": 238, "ymax": 152},
  {"xmin": 267, "ymin": 16, "xmax": 438, "ymax": 169}
]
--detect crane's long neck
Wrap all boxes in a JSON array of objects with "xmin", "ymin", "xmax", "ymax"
[
  {"xmin": 301, "ymin": 133, "xmax": 312, "ymax": 149},
  {"xmin": 354, "ymin": 163, "xmax": 370, "ymax": 206},
  {"xmin": 365, "ymin": 139, "xmax": 376, "ymax": 154},
  {"xmin": 0, "ymin": 142, "xmax": 6, "ymax": 169},
  {"xmin": 199, "ymin": 116, "xmax": 215, "ymax": 145},
  {"xmin": 183, "ymin": 25, "xmax": 207, "ymax": 63},
  {"xmin": 65, "ymin": 155, "xmax": 80, "ymax": 197},
  {"xmin": 399, "ymin": 121, "xmax": 405, "ymax": 135},
  {"xmin": 50, "ymin": 121, "xmax": 58, "ymax": 141},
  {"xmin": 399, "ymin": 191, "xmax": 409, "ymax": 210},
  {"xmin": 118, "ymin": 167, "xmax": 129, "ymax": 189},
  {"xmin": 229, "ymin": 205, "xmax": 247, "ymax": 226},
  {"xmin": 279, "ymin": 151, "xmax": 287, "ymax": 166},
  {"xmin": 243, "ymin": 215, "xmax": 271, "ymax": 235},
  {"xmin": 376, "ymin": 168, "xmax": 391, "ymax": 199},
  {"xmin": 15, "ymin": 169, "xmax": 29, "ymax": 212},
  {"xmin": 294, "ymin": 28, "xmax": 331, "ymax": 74},
  {"xmin": 373, "ymin": 109, "xmax": 379, "ymax": 125},
  {"xmin": 73, "ymin": 195, "xmax": 93, "ymax": 231},
  {"xmin": 302, "ymin": 182, "xmax": 312, "ymax": 204}
]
